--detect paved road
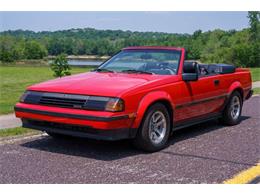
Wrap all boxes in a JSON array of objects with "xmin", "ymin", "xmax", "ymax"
[{"xmin": 0, "ymin": 96, "xmax": 259, "ymax": 184}]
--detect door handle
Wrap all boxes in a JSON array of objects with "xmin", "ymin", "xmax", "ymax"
[{"xmin": 214, "ymin": 80, "xmax": 220, "ymax": 85}]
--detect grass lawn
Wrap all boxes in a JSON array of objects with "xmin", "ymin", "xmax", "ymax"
[
  {"xmin": 253, "ymin": 87, "xmax": 260, "ymax": 95},
  {"xmin": 0, "ymin": 65, "xmax": 92, "ymax": 115},
  {"xmin": 0, "ymin": 127, "xmax": 38, "ymax": 137},
  {"xmin": 250, "ymin": 67, "xmax": 260, "ymax": 82}
]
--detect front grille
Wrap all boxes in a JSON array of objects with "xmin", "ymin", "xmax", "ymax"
[
  {"xmin": 39, "ymin": 93, "xmax": 88, "ymax": 109},
  {"xmin": 39, "ymin": 96, "xmax": 86, "ymax": 109}
]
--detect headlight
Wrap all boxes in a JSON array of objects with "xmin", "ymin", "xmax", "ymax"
[
  {"xmin": 19, "ymin": 91, "xmax": 42, "ymax": 104},
  {"xmin": 19, "ymin": 91, "xmax": 30, "ymax": 102},
  {"xmin": 83, "ymin": 96, "xmax": 124, "ymax": 112},
  {"xmin": 105, "ymin": 98, "xmax": 124, "ymax": 112}
]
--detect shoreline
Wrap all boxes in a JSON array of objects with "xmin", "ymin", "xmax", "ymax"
[{"xmin": 47, "ymin": 55, "xmax": 110, "ymax": 61}]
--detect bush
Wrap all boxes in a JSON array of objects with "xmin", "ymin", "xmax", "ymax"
[{"xmin": 50, "ymin": 54, "xmax": 71, "ymax": 77}]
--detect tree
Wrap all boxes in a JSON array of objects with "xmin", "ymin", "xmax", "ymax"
[
  {"xmin": 0, "ymin": 36, "xmax": 25, "ymax": 62},
  {"xmin": 50, "ymin": 54, "xmax": 71, "ymax": 77},
  {"xmin": 248, "ymin": 11, "xmax": 260, "ymax": 41},
  {"xmin": 247, "ymin": 11, "xmax": 260, "ymax": 67},
  {"xmin": 24, "ymin": 40, "xmax": 47, "ymax": 59},
  {"xmin": 0, "ymin": 21, "xmax": 259, "ymax": 67},
  {"xmin": 192, "ymin": 30, "xmax": 202, "ymax": 39}
]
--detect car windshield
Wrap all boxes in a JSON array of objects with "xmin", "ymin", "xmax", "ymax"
[{"xmin": 98, "ymin": 49, "xmax": 182, "ymax": 75}]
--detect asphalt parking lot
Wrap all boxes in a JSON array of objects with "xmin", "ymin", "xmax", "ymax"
[{"xmin": 0, "ymin": 96, "xmax": 259, "ymax": 184}]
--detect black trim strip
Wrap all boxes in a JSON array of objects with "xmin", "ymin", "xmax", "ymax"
[
  {"xmin": 173, "ymin": 113, "xmax": 221, "ymax": 131},
  {"xmin": 14, "ymin": 106, "xmax": 129, "ymax": 122},
  {"xmin": 175, "ymin": 94, "xmax": 227, "ymax": 109}
]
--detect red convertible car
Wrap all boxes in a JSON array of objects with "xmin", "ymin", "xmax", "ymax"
[{"xmin": 15, "ymin": 46, "xmax": 253, "ymax": 152}]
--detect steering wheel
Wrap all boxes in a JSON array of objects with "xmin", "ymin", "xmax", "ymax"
[{"xmin": 158, "ymin": 62, "xmax": 176, "ymax": 74}]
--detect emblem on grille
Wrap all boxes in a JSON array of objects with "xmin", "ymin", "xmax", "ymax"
[{"xmin": 73, "ymin": 105, "xmax": 83, "ymax": 108}]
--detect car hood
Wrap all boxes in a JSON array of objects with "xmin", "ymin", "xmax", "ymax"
[{"xmin": 28, "ymin": 72, "xmax": 172, "ymax": 97}]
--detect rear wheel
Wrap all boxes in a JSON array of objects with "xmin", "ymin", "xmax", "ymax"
[
  {"xmin": 220, "ymin": 91, "xmax": 242, "ymax": 125},
  {"xmin": 133, "ymin": 103, "xmax": 171, "ymax": 152}
]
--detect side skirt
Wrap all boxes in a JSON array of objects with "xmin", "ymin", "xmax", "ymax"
[{"xmin": 172, "ymin": 113, "xmax": 222, "ymax": 132}]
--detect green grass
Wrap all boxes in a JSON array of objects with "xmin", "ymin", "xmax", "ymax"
[
  {"xmin": 0, "ymin": 65, "xmax": 92, "ymax": 115},
  {"xmin": 253, "ymin": 87, "xmax": 260, "ymax": 95},
  {"xmin": 0, "ymin": 127, "xmax": 38, "ymax": 137},
  {"xmin": 250, "ymin": 68, "xmax": 260, "ymax": 82}
]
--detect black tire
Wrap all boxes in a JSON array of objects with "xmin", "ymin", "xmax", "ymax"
[
  {"xmin": 133, "ymin": 103, "xmax": 171, "ymax": 152},
  {"xmin": 220, "ymin": 91, "xmax": 242, "ymax": 126}
]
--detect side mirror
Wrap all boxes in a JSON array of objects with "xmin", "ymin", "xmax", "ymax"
[
  {"xmin": 182, "ymin": 73, "xmax": 198, "ymax": 81},
  {"xmin": 182, "ymin": 61, "xmax": 198, "ymax": 82}
]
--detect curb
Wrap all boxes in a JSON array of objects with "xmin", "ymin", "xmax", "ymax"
[{"xmin": 0, "ymin": 132, "xmax": 46, "ymax": 145}]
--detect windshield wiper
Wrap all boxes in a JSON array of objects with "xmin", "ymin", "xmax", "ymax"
[
  {"xmin": 121, "ymin": 69, "xmax": 153, "ymax": 75},
  {"xmin": 93, "ymin": 68, "xmax": 115, "ymax": 73}
]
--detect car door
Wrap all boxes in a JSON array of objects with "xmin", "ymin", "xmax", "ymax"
[{"xmin": 174, "ymin": 68, "xmax": 226, "ymax": 122}]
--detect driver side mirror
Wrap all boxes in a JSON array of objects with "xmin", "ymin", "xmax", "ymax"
[{"xmin": 182, "ymin": 62, "xmax": 198, "ymax": 82}]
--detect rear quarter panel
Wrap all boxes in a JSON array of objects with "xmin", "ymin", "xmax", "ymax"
[{"xmin": 219, "ymin": 68, "xmax": 252, "ymax": 100}]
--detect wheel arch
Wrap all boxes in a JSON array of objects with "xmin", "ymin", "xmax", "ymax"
[
  {"xmin": 220, "ymin": 85, "xmax": 244, "ymax": 126},
  {"xmin": 131, "ymin": 91, "xmax": 174, "ymax": 131},
  {"xmin": 233, "ymin": 88, "xmax": 244, "ymax": 101},
  {"xmin": 221, "ymin": 83, "xmax": 244, "ymax": 113},
  {"xmin": 147, "ymin": 99, "xmax": 174, "ymax": 130},
  {"xmin": 228, "ymin": 81, "xmax": 244, "ymax": 101}
]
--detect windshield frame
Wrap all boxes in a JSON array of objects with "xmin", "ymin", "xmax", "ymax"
[{"xmin": 97, "ymin": 49, "xmax": 182, "ymax": 75}]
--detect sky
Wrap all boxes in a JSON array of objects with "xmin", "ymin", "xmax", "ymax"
[{"xmin": 0, "ymin": 11, "xmax": 249, "ymax": 34}]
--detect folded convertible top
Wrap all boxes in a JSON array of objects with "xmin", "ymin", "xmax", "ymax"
[
  {"xmin": 199, "ymin": 63, "xmax": 236, "ymax": 75},
  {"xmin": 214, "ymin": 64, "xmax": 236, "ymax": 74}
]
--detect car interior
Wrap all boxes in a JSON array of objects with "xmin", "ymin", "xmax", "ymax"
[
  {"xmin": 139, "ymin": 62, "xmax": 178, "ymax": 75},
  {"xmin": 183, "ymin": 61, "xmax": 236, "ymax": 77}
]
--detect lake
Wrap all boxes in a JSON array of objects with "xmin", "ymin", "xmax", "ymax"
[{"xmin": 68, "ymin": 59, "xmax": 104, "ymax": 66}]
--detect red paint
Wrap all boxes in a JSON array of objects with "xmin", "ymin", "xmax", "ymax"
[{"xmin": 15, "ymin": 47, "xmax": 252, "ymax": 134}]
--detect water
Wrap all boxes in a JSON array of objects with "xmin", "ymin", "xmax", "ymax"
[{"xmin": 68, "ymin": 59, "xmax": 104, "ymax": 66}]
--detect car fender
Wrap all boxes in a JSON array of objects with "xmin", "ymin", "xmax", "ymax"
[
  {"xmin": 228, "ymin": 81, "xmax": 243, "ymax": 98},
  {"xmin": 131, "ymin": 91, "xmax": 174, "ymax": 129}
]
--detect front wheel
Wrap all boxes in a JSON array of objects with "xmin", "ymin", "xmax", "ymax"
[
  {"xmin": 220, "ymin": 91, "xmax": 242, "ymax": 125},
  {"xmin": 133, "ymin": 103, "xmax": 171, "ymax": 152}
]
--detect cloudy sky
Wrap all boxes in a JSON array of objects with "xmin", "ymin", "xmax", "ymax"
[{"xmin": 0, "ymin": 11, "xmax": 249, "ymax": 34}]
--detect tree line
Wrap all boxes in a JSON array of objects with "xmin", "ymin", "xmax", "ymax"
[{"xmin": 0, "ymin": 12, "xmax": 259, "ymax": 67}]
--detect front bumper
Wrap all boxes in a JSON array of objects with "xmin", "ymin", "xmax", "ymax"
[
  {"xmin": 15, "ymin": 103, "xmax": 137, "ymax": 140},
  {"xmin": 22, "ymin": 119, "xmax": 137, "ymax": 140}
]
